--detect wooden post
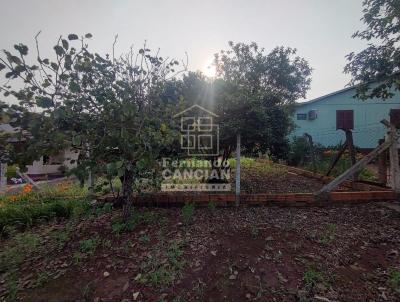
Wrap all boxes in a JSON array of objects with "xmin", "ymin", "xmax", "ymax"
[
  {"xmin": 316, "ymin": 138, "xmax": 393, "ymax": 197},
  {"xmin": 378, "ymin": 138, "xmax": 388, "ymax": 185},
  {"xmin": 88, "ymin": 170, "xmax": 95, "ymax": 197},
  {"xmin": 304, "ymin": 133, "xmax": 315, "ymax": 172},
  {"xmin": 326, "ymin": 142, "xmax": 347, "ymax": 176},
  {"xmin": 0, "ymin": 162, "xmax": 7, "ymax": 194},
  {"xmin": 345, "ymin": 130, "xmax": 358, "ymax": 181},
  {"xmin": 235, "ymin": 133, "xmax": 241, "ymax": 206},
  {"xmin": 388, "ymin": 124, "xmax": 400, "ymax": 192}
]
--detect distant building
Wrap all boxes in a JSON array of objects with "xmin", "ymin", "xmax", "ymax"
[
  {"xmin": 0, "ymin": 124, "xmax": 78, "ymax": 178},
  {"xmin": 291, "ymin": 86, "xmax": 400, "ymax": 149}
]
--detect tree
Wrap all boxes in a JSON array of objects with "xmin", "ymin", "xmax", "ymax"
[
  {"xmin": 0, "ymin": 34, "xmax": 185, "ymax": 219},
  {"xmin": 213, "ymin": 42, "xmax": 312, "ymax": 159},
  {"xmin": 345, "ymin": 0, "xmax": 400, "ymax": 100}
]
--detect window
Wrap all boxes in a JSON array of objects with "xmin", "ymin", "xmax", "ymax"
[
  {"xmin": 336, "ymin": 110, "xmax": 354, "ymax": 130},
  {"xmin": 297, "ymin": 113, "xmax": 307, "ymax": 120},
  {"xmin": 308, "ymin": 110, "xmax": 317, "ymax": 120}
]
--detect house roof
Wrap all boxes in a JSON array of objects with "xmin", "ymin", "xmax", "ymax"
[
  {"xmin": 173, "ymin": 104, "xmax": 218, "ymax": 118},
  {"xmin": 296, "ymin": 86, "xmax": 355, "ymax": 107}
]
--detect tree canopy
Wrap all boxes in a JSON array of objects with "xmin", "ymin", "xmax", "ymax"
[
  {"xmin": 345, "ymin": 0, "xmax": 400, "ymax": 100},
  {"xmin": 213, "ymin": 42, "xmax": 312, "ymax": 158},
  {"xmin": 0, "ymin": 34, "xmax": 185, "ymax": 218}
]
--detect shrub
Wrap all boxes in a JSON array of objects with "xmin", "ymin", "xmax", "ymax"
[{"xmin": 288, "ymin": 137, "xmax": 312, "ymax": 166}]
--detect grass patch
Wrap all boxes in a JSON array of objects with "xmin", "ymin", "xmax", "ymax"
[
  {"xmin": 139, "ymin": 242, "xmax": 185, "ymax": 287},
  {"xmin": 34, "ymin": 271, "xmax": 50, "ymax": 288},
  {"xmin": 0, "ymin": 232, "xmax": 41, "ymax": 272},
  {"xmin": 303, "ymin": 266, "xmax": 324, "ymax": 288},
  {"xmin": 80, "ymin": 236, "xmax": 99, "ymax": 255},
  {"xmin": 0, "ymin": 232, "xmax": 42, "ymax": 300},
  {"xmin": 181, "ymin": 203, "xmax": 195, "ymax": 225},
  {"xmin": 111, "ymin": 210, "xmax": 160, "ymax": 234},
  {"xmin": 319, "ymin": 223, "xmax": 337, "ymax": 245},
  {"xmin": 389, "ymin": 269, "xmax": 400, "ymax": 294},
  {"xmin": 0, "ymin": 198, "xmax": 91, "ymax": 236},
  {"xmin": 52, "ymin": 229, "xmax": 71, "ymax": 250},
  {"xmin": 304, "ymin": 156, "xmax": 377, "ymax": 182}
]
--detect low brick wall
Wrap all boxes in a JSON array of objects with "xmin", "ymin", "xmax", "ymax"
[{"xmin": 98, "ymin": 191, "xmax": 398, "ymax": 207}]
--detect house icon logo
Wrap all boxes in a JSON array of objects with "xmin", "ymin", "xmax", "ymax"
[{"xmin": 174, "ymin": 105, "xmax": 219, "ymax": 156}]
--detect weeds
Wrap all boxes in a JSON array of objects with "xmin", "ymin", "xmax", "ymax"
[
  {"xmin": 250, "ymin": 225, "xmax": 259, "ymax": 239},
  {"xmin": 303, "ymin": 267, "xmax": 324, "ymax": 288},
  {"xmin": 34, "ymin": 271, "xmax": 50, "ymax": 288},
  {"xmin": 0, "ymin": 198, "xmax": 91, "ymax": 236},
  {"xmin": 111, "ymin": 210, "xmax": 160, "ymax": 234},
  {"xmin": 73, "ymin": 251, "xmax": 86, "ymax": 264},
  {"xmin": 80, "ymin": 236, "xmax": 99, "ymax": 254},
  {"xmin": 0, "ymin": 233, "xmax": 41, "ymax": 273},
  {"xmin": 139, "ymin": 242, "xmax": 185, "ymax": 287},
  {"xmin": 319, "ymin": 223, "xmax": 337, "ymax": 244},
  {"xmin": 389, "ymin": 269, "xmax": 400, "ymax": 294},
  {"xmin": 139, "ymin": 234, "xmax": 150, "ymax": 243},
  {"xmin": 52, "ymin": 230, "xmax": 70, "ymax": 250},
  {"xmin": 208, "ymin": 201, "xmax": 216, "ymax": 212},
  {"xmin": 94, "ymin": 202, "xmax": 113, "ymax": 216},
  {"xmin": 5, "ymin": 273, "xmax": 18, "ymax": 301},
  {"xmin": 181, "ymin": 203, "xmax": 195, "ymax": 225}
]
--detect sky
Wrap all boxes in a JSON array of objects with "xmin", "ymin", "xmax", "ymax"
[{"xmin": 0, "ymin": 0, "xmax": 368, "ymax": 101}]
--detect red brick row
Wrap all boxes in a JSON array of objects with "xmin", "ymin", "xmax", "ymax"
[{"xmin": 97, "ymin": 190, "xmax": 398, "ymax": 207}]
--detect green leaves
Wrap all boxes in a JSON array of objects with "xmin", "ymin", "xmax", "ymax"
[
  {"xmin": 36, "ymin": 96, "xmax": 53, "ymax": 108},
  {"xmin": 62, "ymin": 39, "xmax": 69, "ymax": 50},
  {"xmin": 50, "ymin": 62, "xmax": 58, "ymax": 70},
  {"xmin": 53, "ymin": 45, "xmax": 65, "ymax": 56},
  {"xmin": 9, "ymin": 55, "xmax": 21, "ymax": 65},
  {"xmin": 69, "ymin": 81, "xmax": 80, "ymax": 93},
  {"xmin": 14, "ymin": 44, "xmax": 28, "ymax": 56},
  {"xmin": 106, "ymin": 161, "xmax": 125, "ymax": 177},
  {"xmin": 72, "ymin": 135, "xmax": 81, "ymax": 146},
  {"xmin": 68, "ymin": 34, "xmax": 79, "ymax": 40}
]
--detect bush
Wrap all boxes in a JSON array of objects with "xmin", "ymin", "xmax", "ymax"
[{"xmin": 288, "ymin": 137, "xmax": 312, "ymax": 166}]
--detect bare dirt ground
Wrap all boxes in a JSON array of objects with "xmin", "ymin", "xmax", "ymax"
[
  {"xmin": 232, "ymin": 163, "xmax": 348, "ymax": 193},
  {"xmin": 1, "ymin": 202, "xmax": 400, "ymax": 302}
]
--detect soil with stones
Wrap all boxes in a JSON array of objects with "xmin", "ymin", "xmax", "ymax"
[{"xmin": 1, "ymin": 202, "xmax": 400, "ymax": 302}]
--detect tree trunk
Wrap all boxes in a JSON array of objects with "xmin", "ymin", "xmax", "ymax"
[{"xmin": 121, "ymin": 169, "xmax": 134, "ymax": 221}]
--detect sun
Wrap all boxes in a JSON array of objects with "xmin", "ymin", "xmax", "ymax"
[{"xmin": 202, "ymin": 58, "xmax": 217, "ymax": 78}]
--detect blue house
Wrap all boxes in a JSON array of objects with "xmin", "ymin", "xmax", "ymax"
[{"xmin": 292, "ymin": 86, "xmax": 400, "ymax": 149}]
